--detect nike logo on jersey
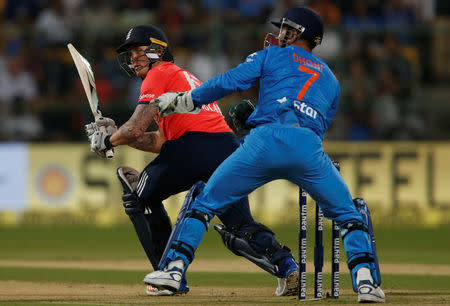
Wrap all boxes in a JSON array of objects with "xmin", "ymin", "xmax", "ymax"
[
  {"xmin": 246, "ymin": 52, "xmax": 258, "ymax": 62},
  {"xmin": 277, "ymin": 97, "xmax": 287, "ymax": 103}
]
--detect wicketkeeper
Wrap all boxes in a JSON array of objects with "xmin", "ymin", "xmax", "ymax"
[{"xmin": 144, "ymin": 8, "xmax": 385, "ymax": 303}]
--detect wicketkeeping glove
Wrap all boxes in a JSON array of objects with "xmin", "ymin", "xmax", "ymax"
[
  {"xmin": 229, "ymin": 100, "xmax": 255, "ymax": 132},
  {"xmin": 150, "ymin": 90, "xmax": 200, "ymax": 117}
]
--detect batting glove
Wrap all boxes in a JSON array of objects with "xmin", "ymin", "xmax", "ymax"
[
  {"xmin": 150, "ymin": 90, "xmax": 200, "ymax": 117},
  {"xmin": 85, "ymin": 116, "xmax": 117, "ymax": 138},
  {"xmin": 90, "ymin": 130, "xmax": 114, "ymax": 157}
]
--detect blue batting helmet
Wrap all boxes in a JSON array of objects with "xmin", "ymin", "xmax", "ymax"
[{"xmin": 271, "ymin": 7, "xmax": 324, "ymax": 47}]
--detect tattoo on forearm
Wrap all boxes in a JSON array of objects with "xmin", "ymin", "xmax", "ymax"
[
  {"xmin": 129, "ymin": 133, "xmax": 160, "ymax": 152},
  {"xmin": 118, "ymin": 104, "xmax": 155, "ymax": 140}
]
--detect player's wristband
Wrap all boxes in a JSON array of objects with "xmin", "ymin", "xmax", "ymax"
[{"xmin": 104, "ymin": 135, "xmax": 113, "ymax": 150}]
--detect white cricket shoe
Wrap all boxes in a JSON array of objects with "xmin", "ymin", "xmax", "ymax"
[
  {"xmin": 356, "ymin": 267, "xmax": 385, "ymax": 303},
  {"xmin": 358, "ymin": 280, "xmax": 385, "ymax": 303},
  {"xmin": 275, "ymin": 257, "xmax": 299, "ymax": 296},
  {"xmin": 275, "ymin": 269, "xmax": 299, "ymax": 296},
  {"xmin": 146, "ymin": 284, "xmax": 175, "ymax": 296},
  {"xmin": 145, "ymin": 280, "xmax": 190, "ymax": 296},
  {"xmin": 143, "ymin": 260, "xmax": 184, "ymax": 292}
]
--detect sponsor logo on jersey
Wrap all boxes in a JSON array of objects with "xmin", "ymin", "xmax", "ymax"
[
  {"xmin": 139, "ymin": 93, "xmax": 155, "ymax": 100},
  {"xmin": 294, "ymin": 100, "xmax": 318, "ymax": 119}
]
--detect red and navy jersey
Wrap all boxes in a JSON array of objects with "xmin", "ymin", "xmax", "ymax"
[{"xmin": 138, "ymin": 62, "xmax": 232, "ymax": 140}]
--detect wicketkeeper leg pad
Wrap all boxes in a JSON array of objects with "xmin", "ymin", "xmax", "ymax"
[
  {"xmin": 340, "ymin": 220, "xmax": 379, "ymax": 292},
  {"xmin": 163, "ymin": 208, "xmax": 211, "ymax": 266},
  {"xmin": 158, "ymin": 182, "xmax": 205, "ymax": 269},
  {"xmin": 353, "ymin": 197, "xmax": 381, "ymax": 286},
  {"xmin": 213, "ymin": 223, "xmax": 278, "ymax": 275}
]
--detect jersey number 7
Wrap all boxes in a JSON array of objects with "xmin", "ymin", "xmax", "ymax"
[{"xmin": 297, "ymin": 65, "xmax": 320, "ymax": 101}]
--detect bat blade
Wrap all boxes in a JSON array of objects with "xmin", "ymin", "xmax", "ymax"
[
  {"xmin": 67, "ymin": 43, "xmax": 99, "ymax": 117},
  {"xmin": 67, "ymin": 43, "xmax": 114, "ymax": 158}
]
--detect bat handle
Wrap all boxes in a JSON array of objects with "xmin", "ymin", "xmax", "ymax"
[
  {"xmin": 99, "ymin": 125, "xmax": 114, "ymax": 159},
  {"xmin": 105, "ymin": 149, "xmax": 114, "ymax": 159}
]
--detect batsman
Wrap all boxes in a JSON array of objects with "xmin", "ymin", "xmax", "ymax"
[
  {"xmin": 86, "ymin": 25, "xmax": 299, "ymax": 296},
  {"xmin": 144, "ymin": 7, "xmax": 385, "ymax": 303}
]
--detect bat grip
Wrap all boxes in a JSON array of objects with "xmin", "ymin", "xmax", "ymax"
[{"xmin": 99, "ymin": 125, "xmax": 114, "ymax": 158}]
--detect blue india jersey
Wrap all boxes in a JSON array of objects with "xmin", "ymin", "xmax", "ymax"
[{"xmin": 191, "ymin": 45, "xmax": 341, "ymax": 139}]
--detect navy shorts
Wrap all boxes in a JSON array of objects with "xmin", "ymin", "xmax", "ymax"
[{"xmin": 136, "ymin": 131, "xmax": 239, "ymax": 206}]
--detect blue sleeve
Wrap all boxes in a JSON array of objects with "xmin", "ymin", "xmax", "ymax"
[{"xmin": 192, "ymin": 50, "xmax": 266, "ymax": 106}]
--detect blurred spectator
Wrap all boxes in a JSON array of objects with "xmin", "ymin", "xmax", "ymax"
[
  {"xmin": 3, "ymin": 0, "xmax": 39, "ymax": 25},
  {"xmin": 372, "ymin": 66, "xmax": 401, "ymax": 139},
  {"xmin": 308, "ymin": 0, "xmax": 343, "ymax": 62},
  {"xmin": 341, "ymin": 58, "xmax": 376, "ymax": 100},
  {"xmin": 403, "ymin": 0, "xmax": 436, "ymax": 23},
  {"xmin": 342, "ymin": 0, "xmax": 382, "ymax": 31},
  {"xmin": 0, "ymin": 0, "xmax": 445, "ymax": 142},
  {"xmin": 308, "ymin": 0, "xmax": 342, "ymax": 27},
  {"xmin": 0, "ymin": 53, "xmax": 42, "ymax": 141},
  {"xmin": 375, "ymin": 33, "xmax": 414, "ymax": 100},
  {"xmin": 61, "ymin": 0, "xmax": 85, "ymax": 14},
  {"xmin": 80, "ymin": 0, "xmax": 116, "ymax": 39},
  {"xmin": 268, "ymin": 0, "xmax": 309, "ymax": 25},
  {"xmin": 1, "ymin": 97, "xmax": 43, "ymax": 141},
  {"xmin": 342, "ymin": 87, "xmax": 374, "ymax": 141},
  {"xmin": 0, "ymin": 53, "xmax": 39, "ymax": 116},
  {"xmin": 382, "ymin": 0, "xmax": 417, "ymax": 44},
  {"xmin": 313, "ymin": 28, "xmax": 343, "ymax": 62},
  {"xmin": 341, "ymin": 0, "xmax": 381, "ymax": 72},
  {"xmin": 382, "ymin": 0, "xmax": 417, "ymax": 26},
  {"xmin": 343, "ymin": 34, "xmax": 378, "ymax": 77},
  {"xmin": 188, "ymin": 39, "xmax": 231, "ymax": 82},
  {"xmin": 119, "ymin": 0, "xmax": 154, "ymax": 30},
  {"xmin": 4, "ymin": 33, "xmax": 24, "ymax": 56},
  {"xmin": 201, "ymin": 0, "xmax": 234, "ymax": 10},
  {"xmin": 99, "ymin": 47, "xmax": 128, "ymax": 93},
  {"xmin": 35, "ymin": 0, "xmax": 73, "ymax": 45},
  {"xmin": 157, "ymin": 0, "xmax": 185, "ymax": 46},
  {"xmin": 235, "ymin": 0, "xmax": 275, "ymax": 23}
]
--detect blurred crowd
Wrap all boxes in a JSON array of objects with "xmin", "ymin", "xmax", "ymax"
[{"xmin": 0, "ymin": 0, "xmax": 449, "ymax": 142}]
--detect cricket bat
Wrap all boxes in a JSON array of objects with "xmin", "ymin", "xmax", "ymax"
[{"xmin": 67, "ymin": 43, "xmax": 114, "ymax": 158}]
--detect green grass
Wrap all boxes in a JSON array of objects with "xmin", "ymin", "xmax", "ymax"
[
  {"xmin": 0, "ymin": 224, "xmax": 146, "ymax": 260},
  {"xmin": 1, "ymin": 266, "xmax": 449, "ymax": 292},
  {"xmin": 1, "ymin": 223, "xmax": 449, "ymax": 264}
]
